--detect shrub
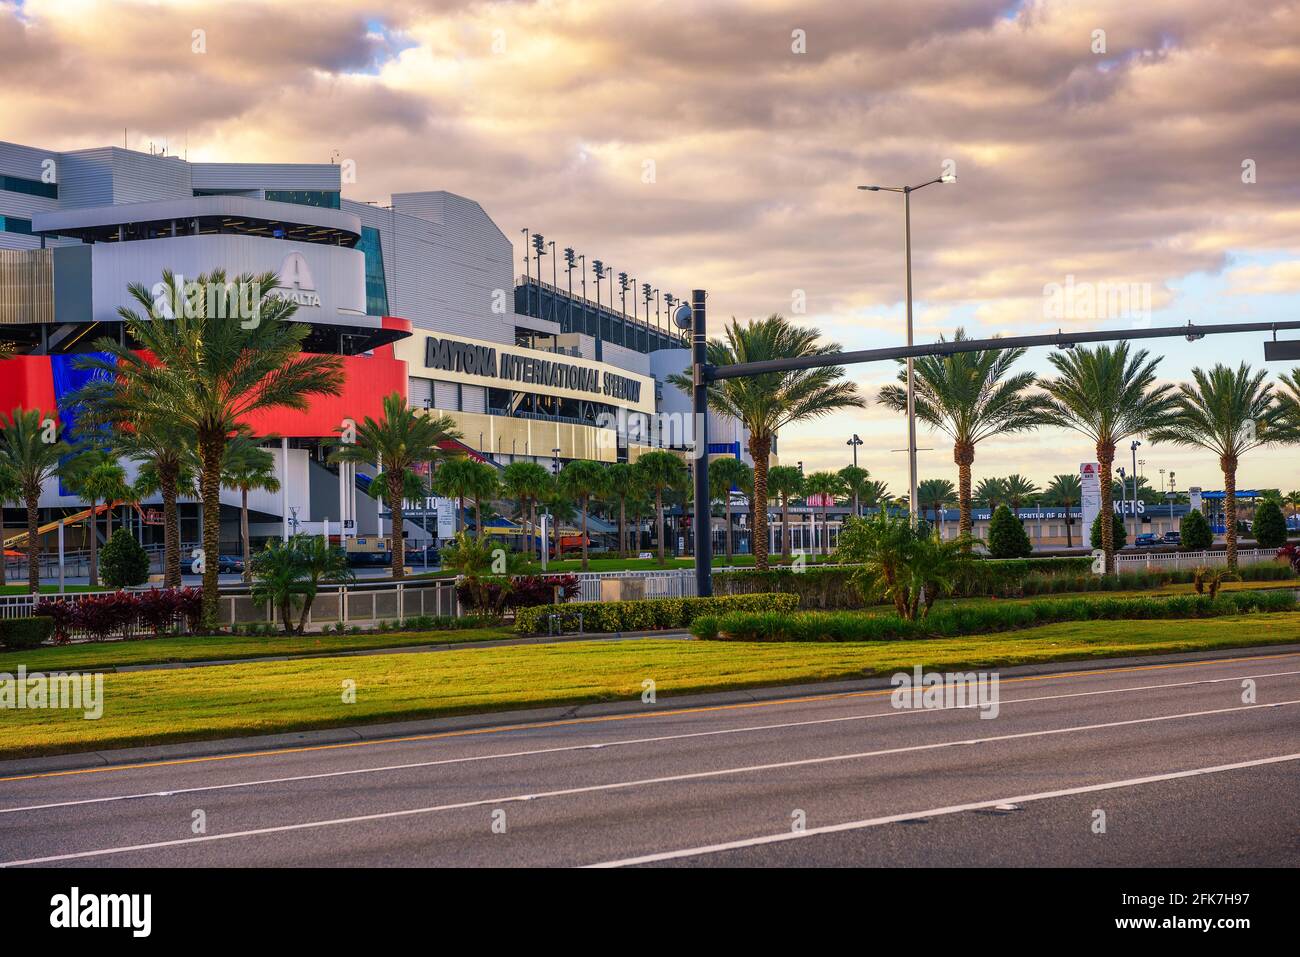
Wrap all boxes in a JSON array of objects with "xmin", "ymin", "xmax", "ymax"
[
  {"xmin": 692, "ymin": 589, "xmax": 1297, "ymax": 642},
  {"xmin": 987, "ymin": 506, "xmax": 1032, "ymax": 559},
  {"xmin": 33, "ymin": 598, "xmax": 77, "ymax": 644},
  {"xmin": 1252, "ymin": 500, "xmax": 1287, "ymax": 548},
  {"xmin": 716, "ymin": 567, "xmax": 862, "ymax": 609},
  {"xmin": 99, "ymin": 529, "xmax": 151, "ymax": 587},
  {"xmin": 514, "ymin": 593, "xmax": 799, "ymax": 634},
  {"xmin": 72, "ymin": 591, "xmax": 140, "ymax": 641},
  {"xmin": 135, "ymin": 588, "xmax": 182, "ymax": 636},
  {"xmin": 1091, "ymin": 513, "xmax": 1127, "ymax": 551},
  {"xmin": 0, "ymin": 616, "xmax": 56, "ymax": 649},
  {"xmin": 1279, "ymin": 544, "xmax": 1300, "ymax": 572},
  {"xmin": 1181, "ymin": 510, "xmax": 1213, "ymax": 551}
]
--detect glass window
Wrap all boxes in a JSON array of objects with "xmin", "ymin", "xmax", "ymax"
[
  {"xmin": 264, "ymin": 190, "xmax": 341, "ymax": 209},
  {"xmin": 0, "ymin": 175, "xmax": 57, "ymax": 199},
  {"xmin": 0, "ymin": 216, "xmax": 33, "ymax": 234},
  {"xmin": 356, "ymin": 227, "xmax": 390, "ymax": 316}
]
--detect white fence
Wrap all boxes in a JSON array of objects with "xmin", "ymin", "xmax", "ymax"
[
  {"xmin": 1114, "ymin": 547, "xmax": 1281, "ymax": 572},
  {"xmin": 572, "ymin": 569, "xmax": 696, "ymax": 602}
]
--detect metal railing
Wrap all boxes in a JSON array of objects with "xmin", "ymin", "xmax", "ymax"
[
  {"xmin": 571, "ymin": 569, "xmax": 696, "ymax": 602},
  {"xmin": 1114, "ymin": 547, "xmax": 1281, "ymax": 572}
]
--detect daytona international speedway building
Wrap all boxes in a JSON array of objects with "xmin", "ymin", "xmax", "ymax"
[{"xmin": 0, "ymin": 141, "xmax": 750, "ymax": 553}]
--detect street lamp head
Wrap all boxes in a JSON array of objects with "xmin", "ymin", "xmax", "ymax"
[
  {"xmin": 673, "ymin": 302, "xmax": 693, "ymax": 329},
  {"xmin": 857, "ymin": 185, "xmax": 881, "ymax": 191}
]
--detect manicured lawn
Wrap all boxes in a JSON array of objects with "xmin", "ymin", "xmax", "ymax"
[
  {"xmin": 0, "ymin": 627, "xmax": 516, "ymax": 673},
  {"xmin": 4, "ymin": 614, "xmax": 1297, "ymax": 760},
  {"xmin": 509, "ymin": 554, "xmax": 838, "ymax": 573}
]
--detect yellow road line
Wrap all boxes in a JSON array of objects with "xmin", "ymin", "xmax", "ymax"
[{"xmin": 2, "ymin": 649, "xmax": 1297, "ymax": 784}]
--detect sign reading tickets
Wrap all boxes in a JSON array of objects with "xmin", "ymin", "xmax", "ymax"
[{"xmin": 424, "ymin": 335, "xmax": 643, "ymax": 404}]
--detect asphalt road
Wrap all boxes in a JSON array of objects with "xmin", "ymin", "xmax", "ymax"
[{"xmin": 1, "ymin": 650, "xmax": 1297, "ymax": 867}]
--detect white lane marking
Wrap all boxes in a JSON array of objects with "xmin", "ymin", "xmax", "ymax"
[
  {"xmin": 3, "ymin": 698, "xmax": 1297, "ymax": 867},
  {"xmin": 6, "ymin": 668, "xmax": 1300, "ymax": 815},
  {"xmin": 6, "ymin": 668, "xmax": 1300, "ymax": 816},
  {"xmin": 587, "ymin": 752, "xmax": 1300, "ymax": 867}
]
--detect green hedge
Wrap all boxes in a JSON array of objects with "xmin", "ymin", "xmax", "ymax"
[
  {"xmin": 1020, "ymin": 563, "xmax": 1295, "ymax": 595},
  {"xmin": 514, "ymin": 593, "xmax": 799, "ymax": 634},
  {"xmin": 0, "ymin": 616, "xmax": 56, "ymax": 649},
  {"xmin": 690, "ymin": 590, "xmax": 1297, "ymax": 642}
]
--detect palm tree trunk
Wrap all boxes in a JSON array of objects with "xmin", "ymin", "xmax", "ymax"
[
  {"xmin": 655, "ymin": 491, "xmax": 665, "ymax": 565},
  {"xmin": 474, "ymin": 498, "xmax": 483, "ymax": 543},
  {"xmin": 296, "ymin": 592, "xmax": 314, "ymax": 635},
  {"xmin": 1222, "ymin": 455, "xmax": 1238, "ymax": 571},
  {"xmin": 618, "ymin": 499, "xmax": 627, "ymax": 559},
  {"xmin": 1097, "ymin": 441, "xmax": 1116, "ymax": 573},
  {"xmin": 724, "ymin": 497, "xmax": 733, "ymax": 565},
  {"xmin": 198, "ymin": 432, "xmax": 224, "ymax": 630},
  {"xmin": 749, "ymin": 435, "xmax": 771, "ymax": 571},
  {"xmin": 955, "ymin": 440, "xmax": 974, "ymax": 551},
  {"xmin": 160, "ymin": 464, "xmax": 181, "ymax": 588},
  {"xmin": 581, "ymin": 498, "xmax": 590, "ymax": 571},
  {"xmin": 87, "ymin": 497, "xmax": 99, "ymax": 588},
  {"xmin": 25, "ymin": 487, "xmax": 39, "ymax": 595},
  {"xmin": 240, "ymin": 487, "xmax": 252, "ymax": 583},
  {"xmin": 821, "ymin": 504, "xmax": 829, "ymax": 557},
  {"xmin": 389, "ymin": 471, "xmax": 406, "ymax": 581},
  {"xmin": 1064, "ymin": 499, "xmax": 1073, "ymax": 549}
]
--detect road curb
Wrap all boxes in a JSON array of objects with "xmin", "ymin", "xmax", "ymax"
[{"xmin": 3, "ymin": 641, "xmax": 1297, "ymax": 777}]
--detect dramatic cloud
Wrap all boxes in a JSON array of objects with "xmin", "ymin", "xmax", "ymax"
[{"xmin": 4, "ymin": 0, "xmax": 1299, "ymax": 491}]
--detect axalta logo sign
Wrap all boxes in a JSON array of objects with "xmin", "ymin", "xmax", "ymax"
[{"xmin": 274, "ymin": 252, "xmax": 321, "ymax": 308}]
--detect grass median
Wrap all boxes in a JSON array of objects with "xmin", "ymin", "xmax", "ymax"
[
  {"xmin": 3, "ymin": 613, "xmax": 1299, "ymax": 760},
  {"xmin": 0, "ymin": 627, "xmax": 516, "ymax": 673}
]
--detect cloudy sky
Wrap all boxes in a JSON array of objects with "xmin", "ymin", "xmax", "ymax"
[{"xmin": 4, "ymin": 0, "xmax": 1299, "ymax": 496}]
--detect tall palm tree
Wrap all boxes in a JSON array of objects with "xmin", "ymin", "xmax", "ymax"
[
  {"xmin": 222, "ymin": 434, "xmax": 281, "ymax": 582},
  {"xmin": 601, "ymin": 462, "xmax": 636, "ymax": 558},
  {"xmin": 1002, "ymin": 474, "xmax": 1039, "ymax": 511},
  {"xmin": 878, "ymin": 328, "xmax": 1039, "ymax": 548},
  {"xmin": 1276, "ymin": 367, "xmax": 1300, "ymax": 428},
  {"xmin": 501, "ymin": 461, "xmax": 552, "ymax": 559},
  {"xmin": 63, "ymin": 451, "xmax": 130, "ymax": 588},
  {"xmin": 974, "ymin": 476, "xmax": 1007, "ymax": 509},
  {"xmin": 557, "ymin": 459, "xmax": 609, "ymax": 571},
  {"xmin": 767, "ymin": 464, "xmax": 804, "ymax": 562},
  {"xmin": 1149, "ymin": 363, "xmax": 1293, "ymax": 570},
  {"xmin": 669, "ymin": 314, "xmax": 865, "ymax": 570},
  {"xmin": 917, "ymin": 478, "xmax": 955, "ymax": 528},
  {"xmin": 1039, "ymin": 343, "xmax": 1176, "ymax": 572},
  {"xmin": 1044, "ymin": 473, "xmax": 1082, "ymax": 548},
  {"xmin": 78, "ymin": 269, "xmax": 345, "ymax": 626},
  {"xmin": 802, "ymin": 470, "xmax": 846, "ymax": 557},
  {"xmin": 633, "ymin": 450, "xmax": 688, "ymax": 566},
  {"xmin": 837, "ymin": 465, "xmax": 870, "ymax": 520},
  {"xmin": 708, "ymin": 456, "xmax": 753, "ymax": 566},
  {"xmin": 332, "ymin": 391, "xmax": 461, "ymax": 580},
  {"xmin": 861, "ymin": 479, "xmax": 891, "ymax": 509},
  {"xmin": 0, "ymin": 409, "xmax": 72, "ymax": 593},
  {"xmin": 112, "ymin": 419, "xmax": 198, "ymax": 587}
]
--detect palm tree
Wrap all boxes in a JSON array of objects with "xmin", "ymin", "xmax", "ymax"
[
  {"xmin": 837, "ymin": 465, "xmax": 870, "ymax": 520},
  {"xmin": 767, "ymin": 464, "xmax": 804, "ymax": 562},
  {"xmin": 708, "ymin": 456, "xmax": 753, "ymax": 566},
  {"xmin": 432, "ymin": 457, "xmax": 498, "ymax": 546},
  {"xmin": 1002, "ymin": 474, "xmax": 1039, "ymax": 511},
  {"xmin": 669, "ymin": 315, "xmax": 865, "ymax": 570},
  {"xmin": 0, "ymin": 409, "xmax": 72, "ymax": 593},
  {"xmin": 633, "ymin": 450, "xmax": 688, "ymax": 565},
  {"xmin": 331, "ymin": 391, "xmax": 461, "ymax": 581},
  {"xmin": 917, "ymin": 478, "xmax": 955, "ymax": 528},
  {"xmin": 77, "ymin": 269, "xmax": 345, "ymax": 627},
  {"xmin": 250, "ymin": 534, "xmax": 353, "ymax": 636},
  {"xmin": 601, "ymin": 462, "xmax": 636, "ymax": 558},
  {"xmin": 63, "ymin": 451, "xmax": 130, "ymax": 588},
  {"xmin": 1149, "ymin": 363, "xmax": 1294, "ymax": 570},
  {"xmin": 1044, "ymin": 473, "xmax": 1082, "ymax": 548},
  {"xmin": 501, "ymin": 461, "xmax": 552, "ymax": 560},
  {"xmin": 802, "ymin": 471, "xmax": 846, "ymax": 557},
  {"xmin": 975, "ymin": 476, "xmax": 1007, "ymax": 509},
  {"xmin": 222, "ymin": 434, "xmax": 281, "ymax": 582},
  {"xmin": 878, "ymin": 328, "xmax": 1039, "ymax": 548},
  {"xmin": 861, "ymin": 479, "xmax": 891, "ymax": 510},
  {"xmin": 112, "ymin": 419, "xmax": 198, "ymax": 587},
  {"xmin": 557, "ymin": 460, "xmax": 608, "ymax": 571},
  {"xmin": 1039, "ymin": 343, "xmax": 1176, "ymax": 572},
  {"xmin": 1276, "ymin": 367, "xmax": 1300, "ymax": 428}
]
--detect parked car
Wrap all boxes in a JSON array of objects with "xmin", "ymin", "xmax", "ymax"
[
  {"xmin": 217, "ymin": 555, "xmax": 245, "ymax": 573},
  {"xmin": 1133, "ymin": 534, "xmax": 1159, "ymax": 548},
  {"xmin": 1162, "ymin": 531, "xmax": 1181, "ymax": 546}
]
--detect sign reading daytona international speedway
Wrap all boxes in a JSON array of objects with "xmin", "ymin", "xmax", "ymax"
[{"xmin": 423, "ymin": 335, "xmax": 642, "ymax": 403}]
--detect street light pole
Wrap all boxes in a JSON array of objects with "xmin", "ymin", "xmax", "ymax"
[
  {"xmin": 1131, "ymin": 440, "xmax": 1142, "ymax": 541},
  {"xmin": 859, "ymin": 172, "xmax": 954, "ymax": 526}
]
